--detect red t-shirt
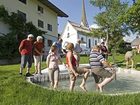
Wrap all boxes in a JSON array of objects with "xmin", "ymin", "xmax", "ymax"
[
  {"xmin": 33, "ymin": 41, "xmax": 44, "ymax": 56},
  {"xmin": 66, "ymin": 52, "xmax": 77, "ymax": 67},
  {"xmin": 19, "ymin": 39, "xmax": 33, "ymax": 55}
]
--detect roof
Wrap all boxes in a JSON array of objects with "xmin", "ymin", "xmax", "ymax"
[
  {"xmin": 39, "ymin": 0, "xmax": 68, "ymax": 17},
  {"xmin": 68, "ymin": 20, "xmax": 90, "ymax": 34}
]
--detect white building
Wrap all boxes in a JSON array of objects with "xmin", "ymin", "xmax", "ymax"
[
  {"xmin": 61, "ymin": 0, "xmax": 100, "ymax": 54},
  {"xmin": 0, "ymin": 0, "xmax": 68, "ymax": 55},
  {"xmin": 61, "ymin": 21, "xmax": 100, "ymax": 54}
]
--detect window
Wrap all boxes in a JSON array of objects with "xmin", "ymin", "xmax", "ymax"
[
  {"xmin": 81, "ymin": 37, "xmax": 84, "ymax": 42},
  {"xmin": 47, "ymin": 24, "xmax": 52, "ymax": 31},
  {"xmin": 67, "ymin": 33, "xmax": 70, "ymax": 38},
  {"xmin": 38, "ymin": 20, "xmax": 44, "ymax": 28},
  {"xmin": 19, "ymin": 0, "xmax": 26, "ymax": 4},
  {"xmin": 88, "ymin": 39, "xmax": 91, "ymax": 48},
  {"xmin": 95, "ymin": 40, "xmax": 97, "ymax": 45},
  {"xmin": 48, "ymin": 39, "xmax": 52, "ymax": 47},
  {"xmin": 18, "ymin": 10, "xmax": 26, "ymax": 22},
  {"xmin": 38, "ymin": 5, "xmax": 43, "ymax": 14}
]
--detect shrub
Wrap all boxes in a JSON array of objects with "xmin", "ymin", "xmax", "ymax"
[{"xmin": 0, "ymin": 5, "xmax": 45, "ymax": 59}]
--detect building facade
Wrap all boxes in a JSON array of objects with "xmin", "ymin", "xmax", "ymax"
[
  {"xmin": 61, "ymin": 21, "xmax": 100, "ymax": 54},
  {"xmin": 0, "ymin": 0, "xmax": 68, "ymax": 55}
]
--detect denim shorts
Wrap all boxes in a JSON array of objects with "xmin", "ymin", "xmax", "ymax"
[{"xmin": 20, "ymin": 54, "xmax": 32, "ymax": 68}]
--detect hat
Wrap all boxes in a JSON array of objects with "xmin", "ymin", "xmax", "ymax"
[{"xmin": 28, "ymin": 34, "xmax": 34, "ymax": 38}]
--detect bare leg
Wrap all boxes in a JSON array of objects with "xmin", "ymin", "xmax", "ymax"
[
  {"xmin": 97, "ymin": 73, "xmax": 115, "ymax": 92},
  {"xmin": 34, "ymin": 66, "xmax": 38, "ymax": 74},
  {"xmin": 27, "ymin": 68, "xmax": 30, "ymax": 73},
  {"xmin": 70, "ymin": 80, "xmax": 75, "ymax": 91},
  {"xmin": 54, "ymin": 81, "xmax": 58, "ymax": 89},
  {"xmin": 19, "ymin": 67, "xmax": 23, "ymax": 74},
  {"xmin": 131, "ymin": 59, "xmax": 134, "ymax": 68},
  {"xmin": 38, "ymin": 63, "xmax": 41, "ymax": 74},
  {"xmin": 97, "ymin": 78, "xmax": 111, "ymax": 92},
  {"xmin": 80, "ymin": 69, "xmax": 89, "ymax": 92}
]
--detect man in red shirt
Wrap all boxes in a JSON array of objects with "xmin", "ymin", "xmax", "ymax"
[
  {"xmin": 19, "ymin": 34, "xmax": 34, "ymax": 76},
  {"xmin": 33, "ymin": 36, "xmax": 44, "ymax": 74}
]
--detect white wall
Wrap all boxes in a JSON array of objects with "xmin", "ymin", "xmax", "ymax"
[
  {"xmin": 0, "ymin": 0, "xmax": 60, "ymax": 54},
  {"xmin": 0, "ymin": 0, "xmax": 58, "ymax": 37},
  {"xmin": 61, "ymin": 22, "xmax": 77, "ymax": 48}
]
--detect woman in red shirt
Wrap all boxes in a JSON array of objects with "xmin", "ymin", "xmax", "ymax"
[{"xmin": 33, "ymin": 36, "xmax": 44, "ymax": 74}]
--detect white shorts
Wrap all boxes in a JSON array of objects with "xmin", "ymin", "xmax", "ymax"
[{"xmin": 33, "ymin": 55, "xmax": 42, "ymax": 66}]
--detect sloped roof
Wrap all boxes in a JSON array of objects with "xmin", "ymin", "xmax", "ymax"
[
  {"xmin": 68, "ymin": 20, "xmax": 90, "ymax": 34},
  {"xmin": 39, "ymin": 0, "xmax": 68, "ymax": 17}
]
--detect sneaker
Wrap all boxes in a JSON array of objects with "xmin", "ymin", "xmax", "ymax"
[{"xmin": 25, "ymin": 73, "xmax": 32, "ymax": 77}]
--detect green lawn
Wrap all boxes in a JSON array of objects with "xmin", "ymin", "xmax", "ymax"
[{"xmin": 0, "ymin": 54, "xmax": 140, "ymax": 105}]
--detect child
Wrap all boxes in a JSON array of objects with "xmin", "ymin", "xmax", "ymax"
[{"xmin": 46, "ymin": 45, "xmax": 62, "ymax": 89}]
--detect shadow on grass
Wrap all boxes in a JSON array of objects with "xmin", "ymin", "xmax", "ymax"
[
  {"xmin": 116, "ymin": 60, "xmax": 125, "ymax": 64},
  {"xmin": 116, "ymin": 61, "xmax": 140, "ymax": 70},
  {"xmin": 136, "ymin": 63, "xmax": 140, "ymax": 68},
  {"xmin": 117, "ymin": 63, "xmax": 125, "ymax": 67}
]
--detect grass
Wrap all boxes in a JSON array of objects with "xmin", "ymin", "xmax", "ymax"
[{"xmin": 0, "ymin": 54, "xmax": 140, "ymax": 105}]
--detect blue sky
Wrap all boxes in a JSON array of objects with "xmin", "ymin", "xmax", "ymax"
[
  {"xmin": 50, "ymin": 0, "xmax": 101, "ymax": 33},
  {"xmin": 50, "ymin": 0, "xmax": 135, "ymax": 41}
]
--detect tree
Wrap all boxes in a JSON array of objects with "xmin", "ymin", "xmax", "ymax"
[
  {"xmin": 90, "ymin": 0, "xmax": 129, "ymax": 52},
  {"xmin": 122, "ymin": 0, "xmax": 140, "ymax": 34},
  {"xmin": 90, "ymin": 0, "xmax": 116, "ymax": 10}
]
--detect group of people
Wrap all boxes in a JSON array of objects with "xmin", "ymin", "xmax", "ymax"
[
  {"xmin": 19, "ymin": 34, "xmax": 44, "ymax": 76},
  {"xmin": 19, "ymin": 34, "xmax": 115, "ymax": 92},
  {"xmin": 63, "ymin": 42, "xmax": 115, "ymax": 92}
]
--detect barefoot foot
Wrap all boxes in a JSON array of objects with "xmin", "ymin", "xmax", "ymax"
[
  {"xmin": 80, "ymin": 85, "xmax": 87, "ymax": 92},
  {"xmin": 97, "ymin": 84, "xmax": 103, "ymax": 92}
]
